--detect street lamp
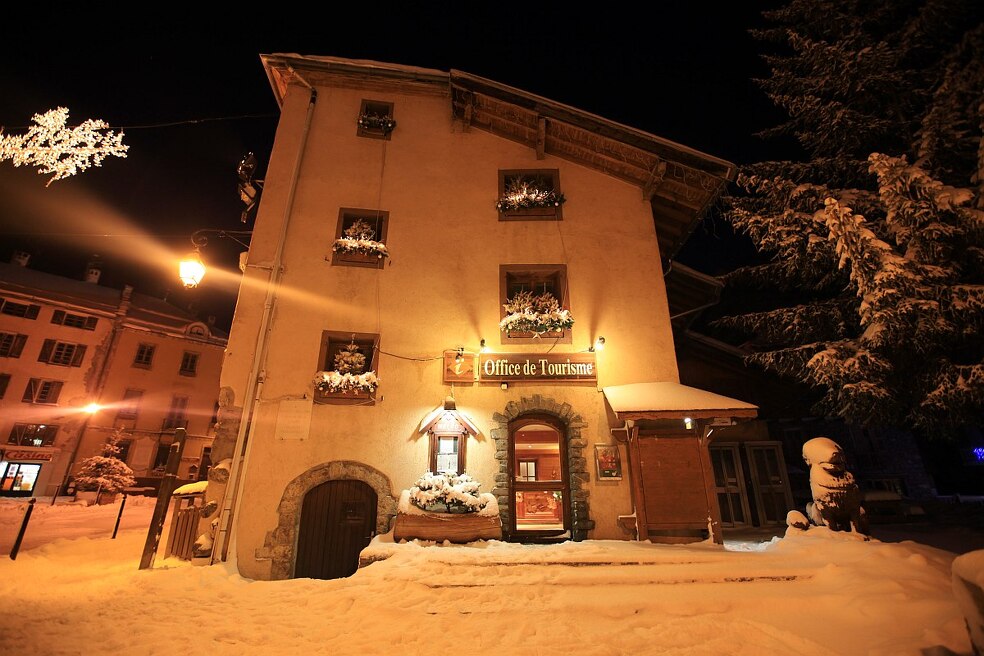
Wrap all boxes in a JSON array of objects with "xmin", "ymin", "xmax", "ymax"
[{"xmin": 179, "ymin": 229, "xmax": 252, "ymax": 289}]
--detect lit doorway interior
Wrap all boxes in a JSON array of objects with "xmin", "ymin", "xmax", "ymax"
[{"xmin": 509, "ymin": 417, "xmax": 569, "ymax": 538}]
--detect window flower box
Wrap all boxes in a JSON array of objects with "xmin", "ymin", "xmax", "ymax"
[
  {"xmin": 313, "ymin": 370, "xmax": 378, "ymax": 399},
  {"xmin": 499, "ymin": 290, "xmax": 574, "ymax": 337}
]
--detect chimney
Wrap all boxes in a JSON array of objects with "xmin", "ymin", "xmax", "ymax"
[
  {"xmin": 84, "ymin": 256, "xmax": 102, "ymax": 284},
  {"xmin": 10, "ymin": 250, "xmax": 30, "ymax": 267}
]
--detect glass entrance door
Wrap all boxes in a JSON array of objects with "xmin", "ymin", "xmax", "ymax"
[{"xmin": 509, "ymin": 418, "xmax": 569, "ymax": 537}]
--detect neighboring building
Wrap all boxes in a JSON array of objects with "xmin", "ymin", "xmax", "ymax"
[
  {"xmin": 206, "ymin": 55, "xmax": 756, "ymax": 581},
  {"xmin": 0, "ymin": 254, "xmax": 226, "ymax": 498}
]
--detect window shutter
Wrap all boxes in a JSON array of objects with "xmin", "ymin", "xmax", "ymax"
[
  {"xmin": 48, "ymin": 381, "xmax": 64, "ymax": 403},
  {"xmin": 71, "ymin": 344, "xmax": 87, "ymax": 367},
  {"xmin": 85, "ymin": 316, "xmax": 98, "ymax": 330},
  {"xmin": 51, "ymin": 310, "xmax": 65, "ymax": 325},
  {"xmin": 26, "ymin": 304, "xmax": 40, "ymax": 319},
  {"xmin": 11, "ymin": 334, "xmax": 27, "ymax": 358},
  {"xmin": 38, "ymin": 339, "xmax": 55, "ymax": 363},
  {"xmin": 22, "ymin": 379, "xmax": 38, "ymax": 402},
  {"xmin": 0, "ymin": 373, "xmax": 9, "ymax": 399}
]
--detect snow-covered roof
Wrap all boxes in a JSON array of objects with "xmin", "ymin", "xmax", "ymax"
[
  {"xmin": 602, "ymin": 382, "xmax": 757, "ymax": 419},
  {"xmin": 418, "ymin": 402, "xmax": 480, "ymax": 436}
]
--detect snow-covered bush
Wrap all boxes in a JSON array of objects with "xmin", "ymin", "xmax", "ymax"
[
  {"xmin": 73, "ymin": 430, "xmax": 136, "ymax": 494},
  {"xmin": 408, "ymin": 472, "xmax": 489, "ymax": 514},
  {"xmin": 314, "ymin": 340, "xmax": 378, "ymax": 394}
]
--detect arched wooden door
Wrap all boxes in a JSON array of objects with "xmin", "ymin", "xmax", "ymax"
[{"xmin": 295, "ymin": 480, "xmax": 377, "ymax": 580}]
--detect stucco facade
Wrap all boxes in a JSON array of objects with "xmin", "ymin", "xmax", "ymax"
[{"xmin": 212, "ymin": 56, "xmax": 744, "ymax": 580}]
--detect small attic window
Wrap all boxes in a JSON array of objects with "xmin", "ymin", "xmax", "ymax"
[{"xmin": 357, "ymin": 100, "xmax": 396, "ymax": 140}]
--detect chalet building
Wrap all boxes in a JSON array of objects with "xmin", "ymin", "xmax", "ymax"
[
  {"xmin": 207, "ymin": 55, "xmax": 759, "ymax": 581},
  {"xmin": 0, "ymin": 254, "xmax": 226, "ymax": 498}
]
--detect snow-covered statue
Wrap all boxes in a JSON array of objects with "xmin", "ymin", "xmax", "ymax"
[{"xmin": 787, "ymin": 437, "xmax": 868, "ymax": 536}]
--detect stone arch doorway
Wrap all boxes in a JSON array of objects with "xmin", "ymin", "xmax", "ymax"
[
  {"xmin": 262, "ymin": 461, "xmax": 397, "ymax": 580},
  {"xmin": 490, "ymin": 395, "xmax": 593, "ymax": 541},
  {"xmin": 295, "ymin": 479, "xmax": 377, "ymax": 580}
]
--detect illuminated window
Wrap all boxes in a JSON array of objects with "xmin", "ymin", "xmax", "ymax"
[
  {"xmin": 8, "ymin": 423, "xmax": 59, "ymax": 446},
  {"xmin": 179, "ymin": 351, "xmax": 199, "ymax": 377},
  {"xmin": 497, "ymin": 169, "xmax": 564, "ymax": 221},
  {"xmin": 21, "ymin": 378, "xmax": 63, "ymax": 404},
  {"xmin": 0, "ymin": 332, "xmax": 27, "ymax": 358},
  {"xmin": 38, "ymin": 339, "xmax": 86, "ymax": 367},
  {"xmin": 356, "ymin": 99, "xmax": 396, "ymax": 140},
  {"xmin": 133, "ymin": 343, "xmax": 156, "ymax": 369},
  {"xmin": 51, "ymin": 310, "xmax": 98, "ymax": 330},
  {"xmin": 331, "ymin": 209, "xmax": 389, "ymax": 269},
  {"xmin": 498, "ymin": 264, "xmax": 572, "ymax": 344}
]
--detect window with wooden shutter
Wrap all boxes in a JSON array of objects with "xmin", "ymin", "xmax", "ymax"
[
  {"xmin": 0, "ymin": 333, "xmax": 27, "ymax": 358},
  {"xmin": 1, "ymin": 299, "xmax": 40, "ymax": 319},
  {"xmin": 22, "ymin": 378, "xmax": 63, "ymax": 404},
  {"xmin": 38, "ymin": 340, "xmax": 85, "ymax": 366},
  {"xmin": 51, "ymin": 310, "xmax": 98, "ymax": 330},
  {"xmin": 133, "ymin": 343, "xmax": 156, "ymax": 368},
  {"xmin": 0, "ymin": 373, "xmax": 9, "ymax": 399}
]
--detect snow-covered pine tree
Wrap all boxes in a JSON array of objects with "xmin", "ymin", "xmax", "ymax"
[
  {"xmin": 714, "ymin": 0, "xmax": 983, "ymax": 435},
  {"xmin": 74, "ymin": 429, "xmax": 137, "ymax": 495}
]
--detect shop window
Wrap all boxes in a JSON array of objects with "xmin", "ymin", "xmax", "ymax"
[
  {"xmin": 133, "ymin": 343, "xmax": 156, "ymax": 369},
  {"xmin": 22, "ymin": 378, "xmax": 63, "ymax": 404},
  {"xmin": 331, "ymin": 209, "xmax": 389, "ymax": 269},
  {"xmin": 8, "ymin": 423, "xmax": 59, "ymax": 446},
  {"xmin": 0, "ymin": 373, "xmax": 8, "ymax": 398},
  {"xmin": 315, "ymin": 331, "xmax": 379, "ymax": 405},
  {"xmin": 0, "ymin": 332, "xmax": 27, "ymax": 358},
  {"xmin": 51, "ymin": 310, "xmax": 98, "ymax": 330},
  {"xmin": 179, "ymin": 351, "xmax": 199, "ymax": 377},
  {"xmin": 116, "ymin": 389, "xmax": 143, "ymax": 420},
  {"xmin": 499, "ymin": 264, "xmax": 572, "ymax": 344},
  {"xmin": 356, "ymin": 99, "xmax": 396, "ymax": 139},
  {"xmin": 0, "ymin": 462, "xmax": 42, "ymax": 494},
  {"xmin": 497, "ymin": 169, "xmax": 564, "ymax": 220},
  {"xmin": 0, "ymin": 299, "xmax": 40, "ymax": 319},
  {"xmin": 38, "ymin": 339, "xmax": 86, "ymax": 367}
]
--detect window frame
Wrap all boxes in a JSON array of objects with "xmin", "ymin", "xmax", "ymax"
[
  {"xmin": 499, "ymin": 264, "xmax": 572, "ymax": 344},
  {"xmin": 429, "ymin": 433, "xmax": 467, "ymax": 476},
  {"xmin": 0, "ymin": 332, "xmax": 27, "ymax": 358},
  {"xmin": 179, "ymin": 351, "xmax": 200, "ymax": 377},
  {"xmin": 356, "ymin": 99, "xmax": 396, "ymax": 140},
  {"xmin": 38, "ymin": 339, "xmax": 86, "ymax": 367},
  {"xmin": 497, "ymin": 169, "xmax": 564, "ymax": 221},
  {"xmin": 133, "ymin": 343, "xmax": 156, "ymax": 369},
  {"xmin": 0, "ymin": 299, "xmax": 40, "ymax": 319},
  {"xmin": 21, "ymin": 378, "xmax": 64, "ymax": 404},
  {"xmin": 7, "ymin": 423, "xmax": 59, "ymax": 447},
  {"xmin": 51, "ymin": 310, "xmax": 98, "ymax": 330},
  {"xmin": 315, "ymin": 330, "xmax": 380, "ymax": 405},
  {"xmin": 0, "ymin": 373, "xmax": 9, "ymax": 399},
  {"xmin": 162, "ymin": 395, "xmax": 189, "ymax": 431},
  {"xmin": 116, "ymin": 388, "xmax": 143, "ymax": 420},
  {"xmin": 331, "ymin": 208, "xmax": 389, "ymax": 269}
]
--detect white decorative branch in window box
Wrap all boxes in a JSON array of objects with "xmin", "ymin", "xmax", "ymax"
[
  {"xmin": 499, "ymin": 290, "xmax": 574, "ymax": 336},
  {"xmin": 495, "ymin": 177, "xmax": 565, "ymax": 212},
  {"xmin": 357, "ymin": 112, "xmax": 396, "ymax": 135},
  {"xmin": 313, "ymin": 370, "xmax": 378, "ymax": 395},
  {"xmin": 332, "ymin": 218, "xmax": 389, "ymax": 260}
]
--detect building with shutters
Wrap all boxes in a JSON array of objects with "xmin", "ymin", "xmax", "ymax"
[
  {"xmin": 205, "ymin": 55, "xmax": 761, "ymax": 581},
  {"xmin": 0, "ymin": 253, "xmax": 226, "ymax": 497}
]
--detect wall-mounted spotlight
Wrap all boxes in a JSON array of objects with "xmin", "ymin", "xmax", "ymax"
[
  {"xmin": 480, "ymin": 339, "xmax": 490, "ymax": 353},
  {"xmin": 589, "ymin": 336, "xmax": 606, "ymax": 352}
]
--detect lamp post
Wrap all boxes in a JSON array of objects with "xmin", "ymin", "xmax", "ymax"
[{"xmin": 179, "ymin": 229, "xmax": 253, "ymax": 289}]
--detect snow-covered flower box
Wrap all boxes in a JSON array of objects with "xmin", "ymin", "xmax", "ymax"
[
  {"xmin": 495, "ymin": 180, "xmax": 565, "ymax": 215},
  {"xmin": 313, "ymin": 370, "xmax": 378, "ymax": 398},
  {"xmin": 332, "ymin": 217, "xmax": 389, "ymax": 266},
  {"xmin": 499, "ymin": 290, "xmax": 574, "ymax": 337},
  {"xmin": 393, "ymin": 473, "xmax": 502, "ymax": 543}
]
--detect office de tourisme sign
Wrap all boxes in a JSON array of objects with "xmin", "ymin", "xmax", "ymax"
[{"xmin": 478, "ymin": 352, "xmax": 596, "ymax": 383}]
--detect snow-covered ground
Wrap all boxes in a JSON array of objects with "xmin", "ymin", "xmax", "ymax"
[{"xmin": 0, "ymin": 497, "xmax": 975, "ymax": 655}]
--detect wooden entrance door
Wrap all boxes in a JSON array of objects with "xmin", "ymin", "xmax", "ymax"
[{"xmin": 295, "ymin": 480, "xmax": 377, "ymax": 580}]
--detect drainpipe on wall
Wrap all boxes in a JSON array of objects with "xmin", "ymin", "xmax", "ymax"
[{"xmin": 211, "ymin": 80, "xmax": 318, "ymax": 567}]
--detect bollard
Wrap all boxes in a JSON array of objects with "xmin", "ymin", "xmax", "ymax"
[
  {"xmin": 112, "ymin": 493, "xmax": 128, "ymax": 539},
  {"xmin": 10, "ymin": 498, "xmax": 36, "ymax": 560}
]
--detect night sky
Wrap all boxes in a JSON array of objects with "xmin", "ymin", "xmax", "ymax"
[{"xmin": 0, "ymin": 4, "xmax": 787, "ymax": 329}]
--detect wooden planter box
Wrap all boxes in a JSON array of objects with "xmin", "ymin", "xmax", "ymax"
[{"xmin": 393, "ymin": 510, "xmax": 502, "ymax": 543}]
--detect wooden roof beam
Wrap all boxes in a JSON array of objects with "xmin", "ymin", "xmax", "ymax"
[{"xmin": 536, "ymin": 116, "xmax": 546, "ymax": 160}]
